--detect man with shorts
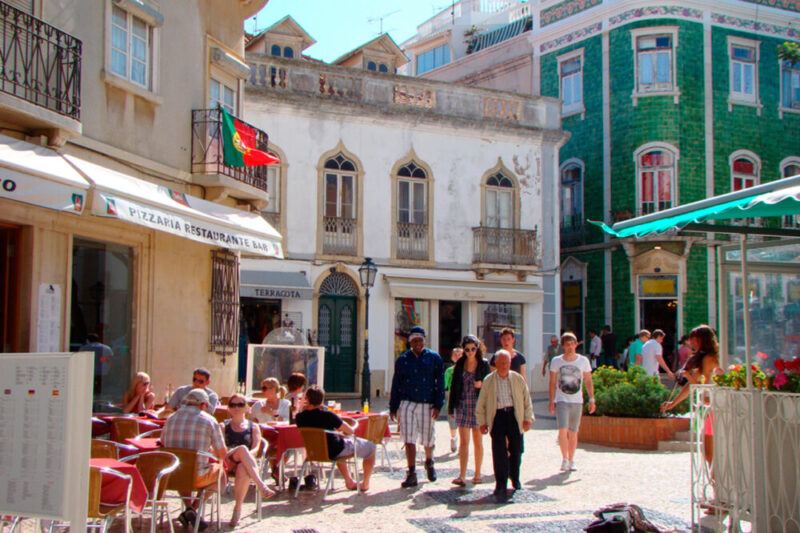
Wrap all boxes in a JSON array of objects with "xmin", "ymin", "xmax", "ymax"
[
  {"xmin": 548, "ymin": 332, "xmax": 595, "ymax": 472},
  {"xmin": 296, "ymin": 385, "xmax": 376, "ymax": 491},
  {"xmin": 390, "ymin": 326, "xmax": 445, "ymax": 488}
]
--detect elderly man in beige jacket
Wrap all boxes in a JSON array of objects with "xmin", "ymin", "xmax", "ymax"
[{"xmin": 477, "ymin": 349, "xmax": 534, "ymax": 503}]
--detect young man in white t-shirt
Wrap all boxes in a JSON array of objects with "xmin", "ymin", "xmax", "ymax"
[
  {"xmin": 639, "ymin": 329, "xmax": 675, "ymax": 380},
  {"xmin": 548, "ymin": 332, "xmax": 595, "ymax": 472}
]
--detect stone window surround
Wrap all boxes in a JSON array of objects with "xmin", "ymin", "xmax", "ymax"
[
  {"xmin": 479, "ymin": 159, "xmax": 520, "ymax": 229},
  {"xmin": 726, "ymin": 35, "xmax": 762, "ymax": 114},
  {"xmin": 557, "ymin": 47, "xmax": 585, "ymax": 119},
  {"xmin": 633, "ymin": 142, "xmax": 679, "ymax": 215},
  {"xmin": 559, "ymin": 157, "xmax": 584, "ymax": 224},
  {"xmin": 779, "ymin": 59, "xmax": 800, "ymax": 119},
  {"xmin": 780, "ymin": 156, "xmax": 800, "ymax": 228},
  {"xmin": 629, "ymin": 26, "xmax": 680, "ymax": 106},
  {"xmin": 103, "ymin": 0, "xmax": 162, "ymax": 104},
  {"xmin": 389, "ymin": 150, "xmax": 435, "ymax": 266},
  {"xmin": 729, "ymin": 149, "xmax": 761, "ymax": 191},
  {"xmin": 315, "ymin": 141, "xmax": 365, "ymax": 260}
]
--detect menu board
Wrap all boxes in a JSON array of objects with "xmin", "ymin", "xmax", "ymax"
[{"xmin": 0, "ymin": 352, "xmax": 92, "ymax": 526}]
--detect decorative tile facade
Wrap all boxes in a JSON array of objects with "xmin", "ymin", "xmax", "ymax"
[
  {"xmin": 540, "ymin": 22, "xmax": 602, "ymax": 53},
  {"xmin": 740, "ymin": 0, "xmax": 800, "ymax": 12},
  {"xmin": 540, "ymin": 0, "xmax": 602, "ymax": 27},
  {"xmin": 711, "ymin": 12, "xmax": 800, "ymax": 40},
  {"xmin": 608, "ymin": 6, "xmax": 703, "ymax": 26}
]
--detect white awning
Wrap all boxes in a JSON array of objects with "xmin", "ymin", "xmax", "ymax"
[
  {"xmin": 0, "ymin": 134, "xmax": 89, "ymax": 214},
  {"xmin": 63, "ymin": 154, "xmax": 283, "ymax": 258},
  {"xmin": 383, "ymin": 275, "xmax": 543, "ymax": 303}
]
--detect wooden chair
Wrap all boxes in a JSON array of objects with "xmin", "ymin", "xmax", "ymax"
[
  {"xmin": 91, "ymin": 439, "xmax": 137, "ymax": 459},
  {"xmin": 120, "ymin": 451, "xmax": 179, "ymax": 533},
  {"xmin": 88, "ymin": 465, "xmax": 132, "ymax": 533},
  {"xmin": 295, "ymin": 428, "xmax": 358, "ymax": 500},
  {"xmin": 161, "ymin": 448, "xmax": 221, "ymax": 533},
  {"xmin": 360, "ymin": 414, "xmax": 393, "ymax": 472}
]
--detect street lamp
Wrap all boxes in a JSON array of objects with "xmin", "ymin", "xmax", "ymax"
[{"xmin": 358, "ymin": 257, "xmax": 378, "ymax": 405}]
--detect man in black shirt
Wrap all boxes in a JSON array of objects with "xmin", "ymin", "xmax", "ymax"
[
  {"xmin": 601, "ymin": 325, "xmax": 618, "ymax": 369},
  {"xmin": 295, "ymin": 385, "xmax": 376, "ymax": 491}
]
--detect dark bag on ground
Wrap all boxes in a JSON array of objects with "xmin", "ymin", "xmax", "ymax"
[{"xmin": 584, "ymin": 503, "xmax": 663, "ymax": 533}]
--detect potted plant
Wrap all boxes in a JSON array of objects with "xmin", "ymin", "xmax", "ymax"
[{"xmin": 464, "ymin": 25, "xmax": 481, "ymax": 54}]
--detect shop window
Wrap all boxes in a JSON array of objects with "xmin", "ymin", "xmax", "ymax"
[
  {"xmin": 210, "ymin": 249, "xmax": 239, "ymax": 358},
  {"xmin": 394, "ymin": 298, "xmax": 430, "ymax": 358},
  {"xmin": 70, "ymin": 238, "xmax": 133, "ymax": 404},
  {"xmin": 636, "ymin": 144, "xmax": 677, "ymax": 215},
  {"xmin": 477, "ymin": 302, "xmax": 523, "ymax": 355}
]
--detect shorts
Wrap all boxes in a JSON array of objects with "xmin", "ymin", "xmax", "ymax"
[
  {"xmin": 555, "ymin": 402, "xmax": 583, "ymax": 433},
  {"xmin": 398, "ymin": 400, "xmax": 436, "ymax": 448},
  {"xmin": 336, "ymin": 437, "xmax": 376, "ymax": 460}
]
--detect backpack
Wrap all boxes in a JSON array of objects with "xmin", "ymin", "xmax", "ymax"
[{"xmin": 584, "ymin": 503, "xmax": 663, "ymax": 533}]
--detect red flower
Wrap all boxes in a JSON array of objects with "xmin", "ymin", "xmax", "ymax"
[
  {"xmin": 773, "ymin": 370, "xmax": 788, "ymax": 389},
  {"xmin": 775, "ymin": 359, "xmax": 786, "ymax": 372},
  {"xmin": 730, "ymin": 364, "xmax": 742, "ymax": 371},
  {"xmin": 756, "ymin": 351, "xmax": 768, "ymax": 360}
]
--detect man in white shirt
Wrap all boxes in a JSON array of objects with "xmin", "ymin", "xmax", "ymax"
[
  {"xmin": 588, "ymin": 329, "xmax": 602, "ymax": 370},
  {"xmin": 639, "ymin": 329, "xmax": 675, "ymax": 379}
]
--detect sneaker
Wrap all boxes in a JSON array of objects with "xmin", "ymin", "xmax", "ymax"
[
  {"xmin": 401, "ymin": 470, "xmax": 418, "ymax": 488},
  {"xmin": 450, "ymin": 436, "xmax": 457, "ymax": 453},
  {"xmin": 300, "ymin": 474, "xmax": 318, "ymax": 491},
  {"xmin": 569, "ymin": 461, "xmax": 577, "ymax": 471},
  {"xmin": 425, "ymin": 459, "xmax": 437, "ymax": 482},
  {"xmin": 287, "ymin": 476, "xmax": 299, "ymax": 492},
  {"xmin": 560, "ymin": 459, "xmax": 570, "ymax": 471}
]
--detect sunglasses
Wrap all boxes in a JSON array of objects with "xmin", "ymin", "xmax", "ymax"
[
  {"xmin": 228, "ymin": 402, "xmax": 246, "ymax": 408},
  {"xmin": 142, "ymin": 382, "xmax": 150, "ymax": 386},
  {"xmin": 464, "ymin": 346, "xmax": 478, "ymax": 352},
  {"xmin": 192, "ymin": 378, "xmax": 207, "ymax": 384},
  {"xmin": 261, "ymin": 386, "xmax": 271, "ymax": 391}
]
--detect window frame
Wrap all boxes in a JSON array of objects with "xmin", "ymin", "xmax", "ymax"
[
  {"xmin": 729, "ymin": 150, "xmax": 760, "ymax": 192},
  {"xmin": 557, "ymin": 48, "xmax": 585, "ymax": 118},
  {"xmin": 559, "ymin": 158, "xmax": 584, "ymax": 229},
  {"xmin": 316, "ymin": 143, "xmax": 364, "ymax": 259},
  {"xmin": 634, "ymin": 142, "xmax": 679, "ymax": 216},
  {"xmin": 260, "ymin": 144, "xmax": 287, "ymax": 240},
  {"xmin": 416, "ymin": 43, "xmax": 451, "ymax": 75},
  {"xmin": 780, "ymin": 157, "xmax": 800, "ymax": 228},
  {"xmin": 780, "ymin": 59, "xmax": 800, "ymax": 116},
  {"xmin": 480, "ymin": 161, "xmax": 519, "ymax": 230},
  {"xmin": 105, "ymin": 1, "xmax": 160, "ymax": 96},
  {"xmin": 727, "ymin": 36, "xmax": 761, "ymax": 110},
  {"xmin": 209, "ymin": 76, "xmax": 237, "ymax": 115},
  {"xmin": 630, "ymin": 26, "xmax": 680, "ymax": 105},
  {"xmin": 390, "ymin": 153, "xmax": 434, "ymax": 264}
]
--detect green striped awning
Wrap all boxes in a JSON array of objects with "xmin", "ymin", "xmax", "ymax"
[{"xmin": 471, "ymin": 16, "xmax": 532, "ymax": 53}]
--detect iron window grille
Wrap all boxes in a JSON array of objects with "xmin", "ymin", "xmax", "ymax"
[{"xmin": 210, "ymin": 249, "xmax": 239, "ymax": 360}]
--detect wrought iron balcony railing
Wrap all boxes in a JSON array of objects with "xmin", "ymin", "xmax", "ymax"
[
  {"xmin": 322, "ymin": 216, "xmax": 357, "ymax": 256},
  {"xmin": 396, "ymin": 221, "xmax": 428, "ymax": 260},
  {"xmin": 0, "ymin": 1, "xmax": 81, "ymax": 119},
  {"xmin": 560, "ymin": 214, "xmax": 587, "ymax": 248},
  {"xmin": 191, "ymin": 108, "xmax": 268, "ymax": 192},
  {"xmin": 472, "ymin": 226, "xmax": 539, "ymax": 266}
]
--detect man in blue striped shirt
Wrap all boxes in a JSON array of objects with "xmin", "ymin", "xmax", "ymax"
[{"xmin": 390, "ymin": 326, "xmax": 445, "ymax": 487}]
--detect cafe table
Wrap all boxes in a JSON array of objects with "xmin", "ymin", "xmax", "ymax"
[
  {"xmin": 89, "ymin": 458, "xmax": 148, "ymax": 514},
  {"xmin": 123, "ymin": 437, "xmax": 162, "ymax": 453}
]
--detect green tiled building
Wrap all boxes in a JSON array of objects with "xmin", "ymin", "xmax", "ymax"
[{"xmin": 402, "ymin": 0, "xmax": 800, "ymax": 360}]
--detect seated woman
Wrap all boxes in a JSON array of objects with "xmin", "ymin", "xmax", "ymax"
[
  {"xmin": 122, "ymin": 372, "xmax": 156, "ymax": 414},
  {"xmin": 251, "ymin": 378, "xmax": 291, "ymax": 423},
  {"xmin": 222, "ymin": 393, "xmax": 274, "ymax": 526},
  {"xmin": 285, "ymin": 372, "xmax": 307, "ymax": 422}
]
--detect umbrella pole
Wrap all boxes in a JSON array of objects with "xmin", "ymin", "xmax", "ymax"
[{"xmin": 741, "ymin": 234, "xmax": 753, "ymax": 389}]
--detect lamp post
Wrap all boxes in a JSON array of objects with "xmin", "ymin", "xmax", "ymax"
[{"xmin": 358, "ymin": 257, "xmax": 377, "ymax": 405}]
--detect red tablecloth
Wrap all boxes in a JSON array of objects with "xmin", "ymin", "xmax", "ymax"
[
  {"xmin": 124, "ymin": 437, "xmax": 162, "ymax": 452},
  {"xmin": 90, "ymin": 458, "xmax": 148, "ymax": 514},
  {"xmin": 271, "ymin": 424, "xmax": 303, "ymax": 460}
]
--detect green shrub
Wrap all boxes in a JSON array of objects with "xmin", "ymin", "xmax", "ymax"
[{"xmin": 584, "ymin": 365, "xmax": 690, "ymax": 418}]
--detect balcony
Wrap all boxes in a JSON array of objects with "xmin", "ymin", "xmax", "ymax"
[
  {"xmin": 396, "ymin": 222, "xmax": 429, "ymax": 261},
  {"xmin": 0, "ymin": 1, "xmax": 81, "ymax": 143},
  {"xmin": 190, "ymin": 108, "xmax": 270, "ymax": 205},
  {"xmin": 322, "ymin": 216, "xmax": 357, "ymax": 256},
  {"xmin": 560, "ymin": 215, "xmax": 587, "ymax": 248},
  {"xmin": 472, "ymin": 226, "xmax": 539, "ymax": 273}
]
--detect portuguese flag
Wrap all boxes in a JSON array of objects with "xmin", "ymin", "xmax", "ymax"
[{"xmin": 220, "ymin": 107, "xmax": 280, "ymax": 167}]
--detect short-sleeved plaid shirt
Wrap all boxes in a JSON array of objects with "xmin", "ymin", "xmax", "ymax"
[{"xmin": 162, "ymin": 406, "xmax": 225, "ymax": 473}]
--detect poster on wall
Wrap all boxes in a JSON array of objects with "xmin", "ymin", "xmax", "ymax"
[
  {"xmin": 0, "ymin": 351, "xmax": 92, "ymax": 527},
  {"xmin": 36, "ymin": 284, "xmax": 62, "ymax": 352}
]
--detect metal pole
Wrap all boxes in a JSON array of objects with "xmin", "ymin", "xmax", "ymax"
[
  {"xmin": 361, "ymin": 286, "xmax": 371, "ymax": 404},
  {"xmin": 740, "ymin": 234, "xmax": 753, "ymax": 389}
]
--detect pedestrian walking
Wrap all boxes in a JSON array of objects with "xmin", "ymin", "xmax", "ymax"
[
  {"xmin": 476, "ymin": 350, "xmax": 534, "ymax": 503},
  {"xmin": 600, "ymin": 325, "xmax": 618, "ymax": 369},
  {"xmin": 489, "ymin": 327, "xmax": 527, "ymax": 380},
  {"xmin": 640, "ymin": 329, "xmax": 675, "ymax": 379},
  {"xmin": 389, "ymin": 326, "xmax": 445, "ymax": 488},
  {"xmin": 588, "ymin": 329, "xmax": 601, "ymax": 370},
  {"xmin": 548, "ymin": 332, "xmax": 595, "ymax": 472},
  {"xmin": 629, "ymin": 330, "xmax": 650, "ymax": 369},
  {"xmin": 444, "ymin": 346, "xmax": 463, "ymax": 453},
  {"xmin": 541, "ymin": 335, "xmax": 562, "ymax": 376},
  {"xmin": 448, "ymin": 335, "xmax": 490, "ymax": 486}
]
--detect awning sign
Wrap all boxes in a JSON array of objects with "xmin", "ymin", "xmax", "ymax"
[{"xmin": 0, "ymin": 167, "xmax": 85, "ymax": 214}]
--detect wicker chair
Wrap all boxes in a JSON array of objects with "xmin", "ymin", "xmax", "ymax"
[
  {"xmin": 120, "ymin": 451, "xmax": 179, "ymax": 533},
  {"xmin": 91, "ymin": 439, "xmax": 137, "ymax": 459},
  {"xmin": 161, "ymin": 448, "xmax": 222, "ymax": 533}
]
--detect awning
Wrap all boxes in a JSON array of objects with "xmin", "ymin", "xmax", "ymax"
[
  {"xmin": 63, "ymin": 154, "xmax": 283, "ymax": 258},
  {"xmin": 240, "ymin": 270, "xmax": 312, "ymax": 299},
  {"xmin": 384, "ymin": 275, "xmax": 542, "ymax": 303},
  {"xmin": 0, "ymin": 134, "xmax": 89, "ymax": 214},
  {"xmin": 590, "ymin": 174, "xmax": 800, "ymax": 239}
]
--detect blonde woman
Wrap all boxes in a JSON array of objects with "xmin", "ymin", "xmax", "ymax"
[
  {"xmin": 222, "ymin": 393, "xmax": 274, "ymax": 526},
  {"xmin": 251, "ymin": 378, "xmax": 291, "ymax": 423},
  {"xmin": 122, "ymin": 372, "xmax": 155, "ymax": 414}
]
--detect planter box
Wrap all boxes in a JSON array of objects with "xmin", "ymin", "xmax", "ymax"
[{"xmin": 578, "ymin": 415, "xmax": 690, "ymax": 450}]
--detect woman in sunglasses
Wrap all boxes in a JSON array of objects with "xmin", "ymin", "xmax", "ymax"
[
  {"xmin": 122, "ymin": 372, "xmax": 155, "ymax": 414},
  {"xmin": 222, "ymin": 392, "xmax": 274, "ymax": 526},
  {"xmin": 448, "ymin": 335, "xmax": 491, "ymax": 486},
  {"xmin": 251, "ymin": 377, "xmax": 291, "ymax": 423}
]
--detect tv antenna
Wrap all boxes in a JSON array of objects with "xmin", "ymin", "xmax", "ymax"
[{"xmin": 367, "ymin": 9, "xmax": 400, "ymax": 34}]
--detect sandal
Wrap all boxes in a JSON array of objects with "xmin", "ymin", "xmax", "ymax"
[
  {"xmin": 471, "ymin": 476, "xmax": 483, "ymax": 484},
  {"xmin": 451, "ymin": 477, "xmax": 466, "ymax": 486},
  {"xmin": 229, "ymin": 509, "xmax": 240, "ymax": 527}
]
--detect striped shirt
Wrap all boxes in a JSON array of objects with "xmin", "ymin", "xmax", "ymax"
[
  {"xmin": 496, "ymin": 375, "xmax": 514, "ymax": 409},
  {"xmin": 162, "ymin": 406, "xmax": 226, "ymax": 473}
]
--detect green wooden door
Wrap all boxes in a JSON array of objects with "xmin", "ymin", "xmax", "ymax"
[{"xmin": 319, "ymin": 295, "xmax": 357, "ymax": 392}]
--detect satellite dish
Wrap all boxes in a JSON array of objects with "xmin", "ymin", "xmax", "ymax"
[{"xmin": 263, "ymin": 327, "xmax": 305, "ymax": 346}]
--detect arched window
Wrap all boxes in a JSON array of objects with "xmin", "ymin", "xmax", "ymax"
[
  {"xmin": 392, "ymin": 155, "xmax": 433, "ymax": 261},
  {"xmin": 484, "ymin": 171, "xmax": 515, "ymax": 228},
  {"xmin": 560, "ymin": 161, "xmax": 583, "ymax": 229},
  {"xmin": 283, "ymin": 47, "xmax": 293, "ymax": 58},
  {"xmin": 270, "ymin": 44, "xmax": 281, "ymax": 56},
  {"xmin": 636, "ymin": 144, "xmax": 677, "ymax": 215},
  {"xmin": 378, "ymin": 64, "xmax": 389, "ymax": 73},
  {"xmin": 321, "ymin": 152, "xmax": 359, "ymax": 255},
  {"xmin": 780, "ymin": 158, "xmax": 799, "ymax": 228},
  {"xmin": 731, "ymin": 154, "xmax": 759, "ymax": 191},
  {"xmin": 367, "ymin": 61, "xmax": 377, "ymax": 71}
]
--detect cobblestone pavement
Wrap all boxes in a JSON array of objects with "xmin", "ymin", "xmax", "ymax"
[{"xmin": 19, "ymin": 397, "xmax": 694, "ymax": 532}]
